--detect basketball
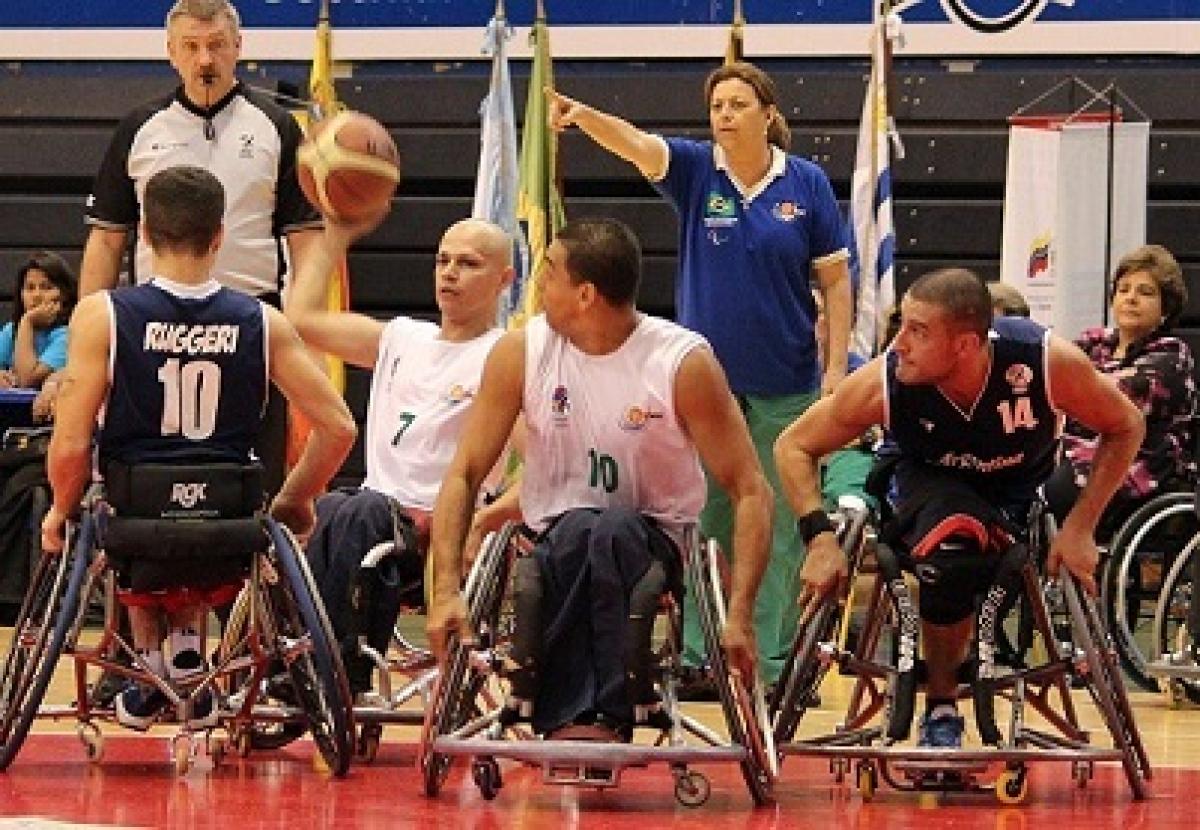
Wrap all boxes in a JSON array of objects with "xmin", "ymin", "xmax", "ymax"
[{"xmin": 297, "ymin": 110, "xmax": 400, "ymax": 222}]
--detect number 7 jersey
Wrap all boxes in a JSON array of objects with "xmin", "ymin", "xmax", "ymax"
[
  {"xmin": 99, "ymin": 277, "xmax": 267, "ymax": 466},
  {"xmin": 520, "ymin": 314, "xmax": 708, "ymax": 535}
]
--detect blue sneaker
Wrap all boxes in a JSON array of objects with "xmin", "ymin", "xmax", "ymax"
[
  {"xmin": 115, "ymin": 682, "xmax": 169, "ymax": 731},
  {"xmin": 918, "ymin": 707, "xmax": 965, "ymax": 748}
]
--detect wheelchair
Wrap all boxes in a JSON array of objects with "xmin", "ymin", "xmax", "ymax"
[
  {"xmin": 771, "ymin": 496, "xmax": 1151, "ymax": 803},
  {"xmin": 0, "ymin": 461, "xmax": 355, "ymax": 776},
  {"xmin": 1100, "ymin": 485, "xmax": 1198, "ymax": 692},
  {"xmin": 220, "ymin": 494, "xmax": 434, "ymax": 763},
  {"xmin": 418, "ymin": 521, "xmax": 776, "ymax": 808},
  {"xmin": 1146, "ymin": 517, "xmax": 1200, "ymax": 706}
]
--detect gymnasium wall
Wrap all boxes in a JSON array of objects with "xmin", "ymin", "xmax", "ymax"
[{"xmin": 1, "ymin": 6, "xmax": 1197, "ymax": 478}]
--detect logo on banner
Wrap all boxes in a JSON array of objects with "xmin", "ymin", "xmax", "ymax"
[
  {"xmin": 1027, "ymin": 232, "xmax": 1051, "ymax": 279},
  {"xmin": 895, "ymin": 0, "xmax": 1066, "ymax": 33}
]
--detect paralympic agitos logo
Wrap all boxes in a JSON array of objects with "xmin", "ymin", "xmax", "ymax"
[{"xmin": 895, "ymin": 0, "xmax": 1074, "ymax": 34}]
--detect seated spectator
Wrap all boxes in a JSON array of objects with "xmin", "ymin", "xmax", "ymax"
[
  {"xmin": 987, "ymin": 281, "xmax": 1030, "ymax": 318},
  {"xmin": 286, "ymin": 214, "xmax": 514, "ymax": 696},
  {"xmin": 0, "ymin": 251, "xmax": 77, "ymax": 390},
  {"xmin": 1044, "ymin": 244, "xmax": 1197, "ymax": 522}
]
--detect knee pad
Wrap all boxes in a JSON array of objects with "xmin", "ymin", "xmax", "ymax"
[{"xmin": 913, "ymin": 536, "xmax": 986, "ymax": 626}]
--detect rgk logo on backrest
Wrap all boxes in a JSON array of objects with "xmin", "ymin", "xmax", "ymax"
[{"xmin": 170, "ymin": 482, "xmax": 208, "ymax": 509}]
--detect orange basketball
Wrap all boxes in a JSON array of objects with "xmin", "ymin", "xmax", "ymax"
[{"xmin": 297, "ymin": 111, "xmax": 400, "ymax": 222}]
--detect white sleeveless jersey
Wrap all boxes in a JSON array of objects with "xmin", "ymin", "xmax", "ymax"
[
  {"xmin": 521, "ymin": 314, "xmax": 708, "ymax": 534},
  {"xmin": 362, "ymin": 317, "xmax": 502, "ymax": 509}
]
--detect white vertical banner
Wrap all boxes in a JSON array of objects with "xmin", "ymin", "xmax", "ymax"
[
  {"xmin": 1000, "ymin": 126, "xmax": 1059, "ymax": 324},
  {"xmin": 1000, "ymin": 121, "xmax": 1149, "ymax": 335}
]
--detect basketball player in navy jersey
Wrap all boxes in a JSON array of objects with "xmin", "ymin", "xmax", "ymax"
[
  {"xmin": 43, "ymin": 165, "xmax": 355, "ymax": 729},
  {"xmin": 775, "ymin": 268, "xmax": 1143, "ymax": 748}
]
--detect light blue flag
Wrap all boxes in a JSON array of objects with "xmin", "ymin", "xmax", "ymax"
[
  {"xmin": 849, "ymin": 9, "xmax": 903, "ymax": 360},
  {"xmin": 471, "ymin": 4, "xmax": 528, "ymax": 325}
]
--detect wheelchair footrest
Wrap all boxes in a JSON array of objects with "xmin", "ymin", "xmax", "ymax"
[
  {"xmin": 1146, "ymin": 660, "xmax": 1200, "ymax": 679},
  {"xmin": 433, "ymin": 736, "xmax": 746, "ymax": 770}
]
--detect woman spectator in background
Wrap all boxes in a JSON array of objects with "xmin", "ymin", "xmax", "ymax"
[
  {"xmin": 1045, "ymin": 244, "xmax": 1197, "ymax": 521},
  {"xmin": 0, "ymin": 251, "xmax": 77, "ymax": 390}
]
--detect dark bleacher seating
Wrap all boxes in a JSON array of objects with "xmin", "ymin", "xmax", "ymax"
[{"xmin": 2, "ymin": 58, "xmax": 1198, "ymax": 482}]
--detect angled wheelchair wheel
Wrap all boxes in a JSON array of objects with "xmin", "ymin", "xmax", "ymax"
[
  {"xmin": 218, "ymin": 585, "xmax": 308, "ymax": 752},
  {"xmin": 1152, "ymin": 543, "xmax": 1200, "ymax": 706},
  {"xmin": 1101, "ymin": 490, "xmax": 1196, "ymax": 691},
  {"xmin": 1062, "ymin": 574, "xmax": 1151, "ymax": 799},
  {"xmin": 420, "ymin": 523, "xmax": 518, "ymax": 797},
  {"xmin": 771, "ymin": 599, "xmax": 835, "ymax": 748},
  {"xmin": 688, "ymin": 534, "xmax": 774, "ymax": 806},
  {"xmin": 263, "ymin": 522, "xmax": 354, "ymax": 777},
  {"xmin": 0, "ymin": 517, "xmax": 93, "ymax": 770}
]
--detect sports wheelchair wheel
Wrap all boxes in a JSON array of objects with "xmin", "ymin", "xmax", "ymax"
[
  {"xmin": 421, "ymin": 523, "xmax": 518, "ymax": 797},
  {"xmin": 1101, "ymin": 490, "xmax": 1196, "ymax": 691},
  {"xmin": 0, "ymin": 516, "xmax": 93, "ymax": 770},
  {"xmin": 1062, "ymin": 572, "xmax": 1152, "ymax": 799},
  {"xmin": 262, "ymin": 522, "xmax": 355, "ymax": 777},
  {"xmin": 1152, "ymin": 540, "xmax": 1200, "ymax": 706},
  {"xmin": 687, "ymin": 532, "xmax": 774, "ymax": 806},
  {"xmin": 770, "ymin": 501, "xmax": 871, "ymax": 746}
]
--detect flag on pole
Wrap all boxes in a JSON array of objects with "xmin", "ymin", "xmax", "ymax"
[
  {"xmin": 513, "ymin": 0, "xmax": 566, "ymax": 328},
  {"xmin": 472, "ymin": 0, "xmax": 528, "ymax": 325},
  {"xmin": 724, "ymin": 0, "xmax": 746, "ymax": 65},
  {"xmin": 288, "ymin": 0, "xmax": 351, "ymax": 467},
  {"xmin": 849, "ymin": 4, "xmax": 902, "ymax": 360}
]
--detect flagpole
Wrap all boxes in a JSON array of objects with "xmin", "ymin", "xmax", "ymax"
[{"xmin": 724, "ymin": 0, "xmax": 745, "ymax": 65}]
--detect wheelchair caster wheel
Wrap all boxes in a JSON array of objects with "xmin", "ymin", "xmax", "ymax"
[
  {"xmin": 995, "ymin": 766, "xmax": 1028, "ymax": 804},
  {"xmin": 673, "ymin": 769, "xmax": 711, "ymax": 807},
  {"xmin": 472, "ymin": 757, "xmax": 502, "ymax": 800},
  {"xmin": 77, "ymin": 722, "xmax": 104, "ymax": 764},
  {"xmin": 856, "ymin": 761, "xmax": 877, "ymax": 801},
  {"xmin": 1071, "ymin": 760, "xmax": 1093, "ymax": 788},
  {"xmin": 208, "ymin": 735, "xmax": 226, "ymax": 767},
  {"xmin": 232, "ymin": 727, "xmax": 253, "ymax": 758},
  {"xmin": 172, "ymin": 735, "xmax": 195, "ymax": 775},
  {"xmin": 356, "ymin": 723, "xmax": 382, "ymax": 762},
  {"xmin": 831, "ymin": 756, "xmax": 848, "ymax": 784}
]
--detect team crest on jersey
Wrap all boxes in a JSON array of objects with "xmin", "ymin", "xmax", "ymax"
[
  {"xmin": 703, "ymin": 192, "xmax": 737, "ymax": 229},
  {"xmin": 1005, "ymin": 363, "xmax": 1033, "ymax": 394},
  {"xmin": 618, "ymin": 405, "xmax": 663, "ymax": 432},
  {"xmin": 239, "ymin": 133, "xmax": 256, "ymax": 159},
  {"xmin": 772, "ymin": 201, "xmax": 805, "ymax": 222},
  {"xmin": 444, "ymin": 384, "xmax": 473, "ymax": 405},
  {"xmin": 551, "ymin": 385, "xmax": 572, "ymax": 422}
]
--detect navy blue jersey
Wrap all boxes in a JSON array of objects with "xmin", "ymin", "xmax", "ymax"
[
  {"xmin": 884, "ymin": 316, "xmax": 1061, "ymax": 506},
  {"xmin": 99, "ymin": 279, "xmax": 268, "ymax": 467}
]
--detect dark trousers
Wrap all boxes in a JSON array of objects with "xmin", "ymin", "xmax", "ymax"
[
  {"xmin": 530, "ymin": 507, "xmax": 678, "ymax": 734},
  {"xmin": 305, "ymin": 488, "xmax": 419, "ymax": 664}
]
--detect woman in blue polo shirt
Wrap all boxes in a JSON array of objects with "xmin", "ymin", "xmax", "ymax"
[
  {"xmin": 0, "ymin": 251, "xmax": 77, "ymax": 390},
  {"xmin": 548, "ymin": 62, "xmax": 852, "ymax": 687}
]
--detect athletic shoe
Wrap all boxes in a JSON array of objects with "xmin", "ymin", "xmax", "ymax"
[
  {"xmin": 187, "ymin": 687, "xmax": 219, "ymax": 730},
  {"xmin": 917, "ymin": 707, "xmax": 965, "ymax": 748},
  {"xmin": 115, "ymin": 682, "xmax": 169, "ymax": 731}
]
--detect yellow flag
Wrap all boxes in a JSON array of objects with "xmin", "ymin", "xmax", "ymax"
[
  {"xmin": 514, "ymin": 0, "xmax": 566, "ymax": 329},
  {"xmin": 288, "ymin": 0, "xmax": 351, "ymax": 467}
]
